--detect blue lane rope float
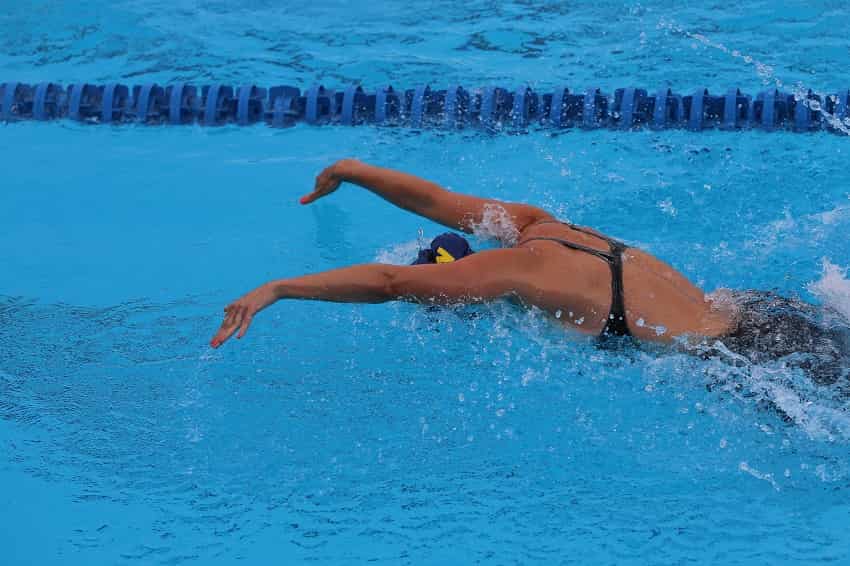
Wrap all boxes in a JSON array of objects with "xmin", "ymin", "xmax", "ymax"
[
  {"xmin": 1, "ymin": 81, "xmax": 849, "ymax": 133},
  {"xmin": 512, "ymin": 85, "xmax": 534, "ymax": 129}
]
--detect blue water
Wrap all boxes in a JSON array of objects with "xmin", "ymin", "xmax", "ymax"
[{"xmin": 3, "ymin": 2, "xmax": 850, "ymax": 564}]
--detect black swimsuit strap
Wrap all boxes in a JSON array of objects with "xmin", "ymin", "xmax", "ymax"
[
  {"xmin": 520, "ymin": 220, "xmax": 630, "ymax": 337},
  {"xmin": 532, "ymin": 219, "xmax": 626, "ymax": 247},
  {"xmin": 603, "ymin": 241, "xmax": 629, "ymax": 337},
  {"xmin": 517, "ymin": 236, "xmax": 615, "ymax": 262}
]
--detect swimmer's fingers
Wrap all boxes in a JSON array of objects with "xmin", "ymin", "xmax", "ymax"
[
  {"xmin": 299, "ymin": 190, "xmax": 321, "ymax": 205},
  {"xmin": 300, "ymin": 165, "xmax": 342, "ymax": 205},
  {"xmin": 212, "ymin": 284, "xmax": 278, "ymax": 348},
  {"xmin": 236, "ymin": 312, "xmax": 254, "ymax": 340},
  {"xmin": 211, "ymin": 306, "xmax": 245, "ymax": 349}
]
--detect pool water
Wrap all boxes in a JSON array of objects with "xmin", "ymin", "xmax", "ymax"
[{"xmin": 2, "ymin": 1, "xmax": 850, "ymax": 564}]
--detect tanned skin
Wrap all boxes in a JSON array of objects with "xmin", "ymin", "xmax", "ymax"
[{"xmin": 210, "ymin": 159, "xmax": 736, "ymax": 349}]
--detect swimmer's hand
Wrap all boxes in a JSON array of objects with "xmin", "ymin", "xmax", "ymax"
[
  {"xmin": 300, "ymin": 160, "xmax": 354, "ymax": 205},
  {"xmin": 210, "ymin": 283, "xmax": 279, "ymax": 348}
]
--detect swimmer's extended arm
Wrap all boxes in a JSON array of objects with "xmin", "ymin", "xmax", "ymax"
[
  {"xmin": 299, "ymin": 159, "xmax": 554, "ymax": 236},
  {"xmin": 210, "ymin": 248, "xmax": 540, "ymax": 348}
]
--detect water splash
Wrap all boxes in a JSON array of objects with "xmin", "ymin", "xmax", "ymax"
[
  {"xmin": 744, "ymin": 202, "xmax": 850, "ymax": 256},
  {"xmin": 373, "ymin": 206, "xmax": 519, "ymax": 265},
  {"xmin": 657, "ymin": 17, "xmax": 850, "ymax": 136},
  {"xmin": 699, "ymin": 333, "xmax": 850, "ymax": 443},
  {"xmin": 739, "ymin": 461, "xmax": 781, "ymax": 491},
  {"xmin": 374, "ymin": 238, "xmax": 421, "ymax": 265},
  {"xmin": 470, "ymin": 203, "xmax": 520, "ymax": 245},
  {"xmin": 807, "ymin": 259, "xmax": 850, "ymax": 324}
]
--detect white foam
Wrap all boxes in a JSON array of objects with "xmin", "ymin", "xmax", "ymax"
[
  {"xmin": 697, "ymin": 339, "xmax": 850, "ymax": 443},
  {"xmin": 374, "ymin": 239, "xmax": 422, "ymax": 265},
  {"xmin": 814, "ymin": 204, "xmax": 850, "ymax": 226},
  {"xmin": 471, "ymin": 203, "xmax": 520, "ymax": 245},
  {"xmin": 807, "ymin": 259, "xmax": 850, "ymax": 324}
]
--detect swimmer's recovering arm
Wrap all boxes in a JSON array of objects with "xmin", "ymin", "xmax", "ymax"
[
  {"xmin": 210, "ymin": 248, "xmax": 540, "ymax": 348},
  {"xmin": 299, "ymin": 159, "xmax": 554, "ymax": 236}
]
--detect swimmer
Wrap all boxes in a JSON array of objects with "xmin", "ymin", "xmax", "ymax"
[{"xmin": 210, "ymin": 159, "xmax": 848, "ymax": 384}]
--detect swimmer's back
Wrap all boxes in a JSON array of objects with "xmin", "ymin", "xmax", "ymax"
[{"xmin": 516, "ymin": 221, "xmax": 736, "ymax": 341}]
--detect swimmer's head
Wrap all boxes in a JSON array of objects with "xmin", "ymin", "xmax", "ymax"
[{"xmin": 412, "ymin": 233, "xmax": 475, "ymax": 265}]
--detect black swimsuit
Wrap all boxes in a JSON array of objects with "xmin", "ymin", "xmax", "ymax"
[{"xmin": 519, "ymin": 220, "xmax": 631, "ymax": 337}]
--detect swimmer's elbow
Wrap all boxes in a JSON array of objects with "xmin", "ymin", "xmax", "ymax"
[
  {"xmin": 383, "ymin": 266, "xmax": 467, "ymax": 305},
  {"xmin": 380, "ymin": 266, "xmax": 402, "ymax": 301},
  {"xmin": 383, "ymin": 269, "xmax": 433, "ymax": 304},
  {"xmin": 511, "ymin": 204, "xmax": 555, "ymax": 232}
]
